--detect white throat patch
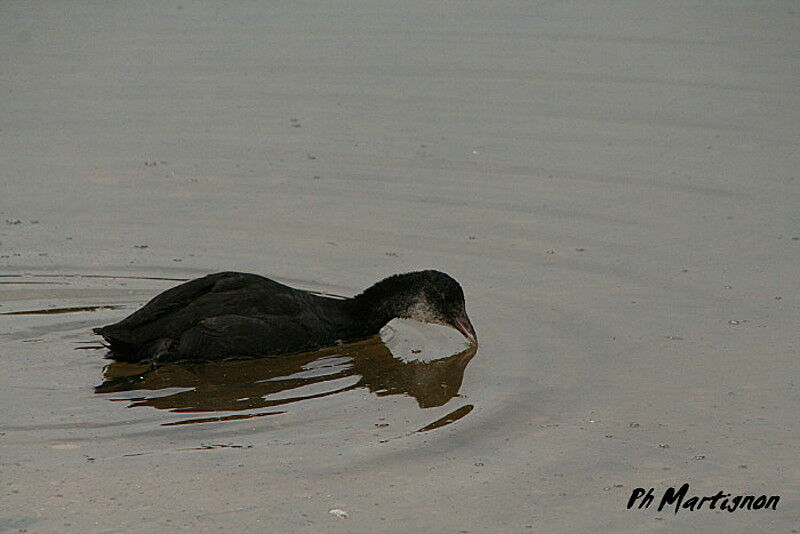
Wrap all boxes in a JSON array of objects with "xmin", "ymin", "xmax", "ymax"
[{"xmin": 403, "ymin": 298, "xmax": 446, "ymax": 326}]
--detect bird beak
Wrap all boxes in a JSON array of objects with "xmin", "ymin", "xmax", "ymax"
[{"xmin": 451, "ymin": 312, "xmax": 477, "ymax": 345}]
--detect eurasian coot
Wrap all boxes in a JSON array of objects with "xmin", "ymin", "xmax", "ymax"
[{"xmin": 94, "ymin": 270, "xmax": 476, "ymax": 365}]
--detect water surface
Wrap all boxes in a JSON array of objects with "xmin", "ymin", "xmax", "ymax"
[{"xmin": 1, "ymin": 1, "xmax": 798, "ymax": 532}]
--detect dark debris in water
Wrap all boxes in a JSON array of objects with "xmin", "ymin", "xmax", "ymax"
[
  {"xmin": 0, "ymin": 305, "xmax": 123, "ymax": 316},
  {"xmin": 163, "ymin": 411, "xmax": 284, "ymax": 426},
  {"xmin": 188, "ymin": 443, "xmax": 254, "ymax": 450},
  {"xmin": 416, "ymin": 404, "xmax": 474, "ymax": 433},
  {"xmin": 0, "ymin": 281, "xmax": 69, "ymax": 285}
]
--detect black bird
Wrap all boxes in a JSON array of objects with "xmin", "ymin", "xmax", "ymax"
[{"xmin": 94, "ymin": 270, "xmax": 477, "ymax": 365}]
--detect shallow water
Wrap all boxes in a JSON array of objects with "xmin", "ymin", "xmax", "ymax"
[{"xmin": 2, "ymin": 1, "xmax": 798, "ymax": 532}]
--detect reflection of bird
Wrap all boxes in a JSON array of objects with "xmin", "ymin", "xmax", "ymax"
[
  {"xmin": 94, "ymin": 270, "xmax": 476, "ymax": 365},
  {"xmin": 352, "ymin": 344, "xmax": 476, "ymax": 408},
  {"xmin": 95, "ymin": 339, "xmax": 477, "ymax": 413}
]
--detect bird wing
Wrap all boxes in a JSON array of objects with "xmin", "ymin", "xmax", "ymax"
[
  {"xmin": 169, "ymin": 314, "xmax": 317, "ymax": 362},
  {"xmin": 94, "ymin": 272, "xmax": 306, "ymax": 344}
]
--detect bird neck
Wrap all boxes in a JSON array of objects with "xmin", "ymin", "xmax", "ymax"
[{"xmin": 350, "ymin": 273, "xmax": 422, "ymax": 333}]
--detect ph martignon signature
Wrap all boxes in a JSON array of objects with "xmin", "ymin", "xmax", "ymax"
[{"xmin": 627, "ymin": 484, "xmax": 780, "ymax": 514}]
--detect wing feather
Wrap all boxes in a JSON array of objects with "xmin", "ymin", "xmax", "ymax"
[{"xmin": 94, "ymin": 272, "xmax": 303, "ymax": 345}]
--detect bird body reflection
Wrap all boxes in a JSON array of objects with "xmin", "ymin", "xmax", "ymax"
[{"xmin": 96, "ymin": 336, "xmax": 477, "ymax": 419}]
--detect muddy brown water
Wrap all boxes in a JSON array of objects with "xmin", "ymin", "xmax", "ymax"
[{"xmin": 1, "ymin": 1, "xmax": 798, "ymax": 532}]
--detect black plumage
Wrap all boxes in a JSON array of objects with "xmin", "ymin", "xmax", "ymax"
[{"xmin": 94, "ymin": 270, "xmax": 476, "ymax": 365}]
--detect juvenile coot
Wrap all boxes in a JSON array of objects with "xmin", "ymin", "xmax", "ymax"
[{"xmin": 94, "ymin": 270, "xmax": 476, "ymax": 365}]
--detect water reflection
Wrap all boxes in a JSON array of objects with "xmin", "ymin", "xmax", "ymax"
[{"xmin": 95, "ymin": 338, "xmax": 477, "ymax": 418}]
